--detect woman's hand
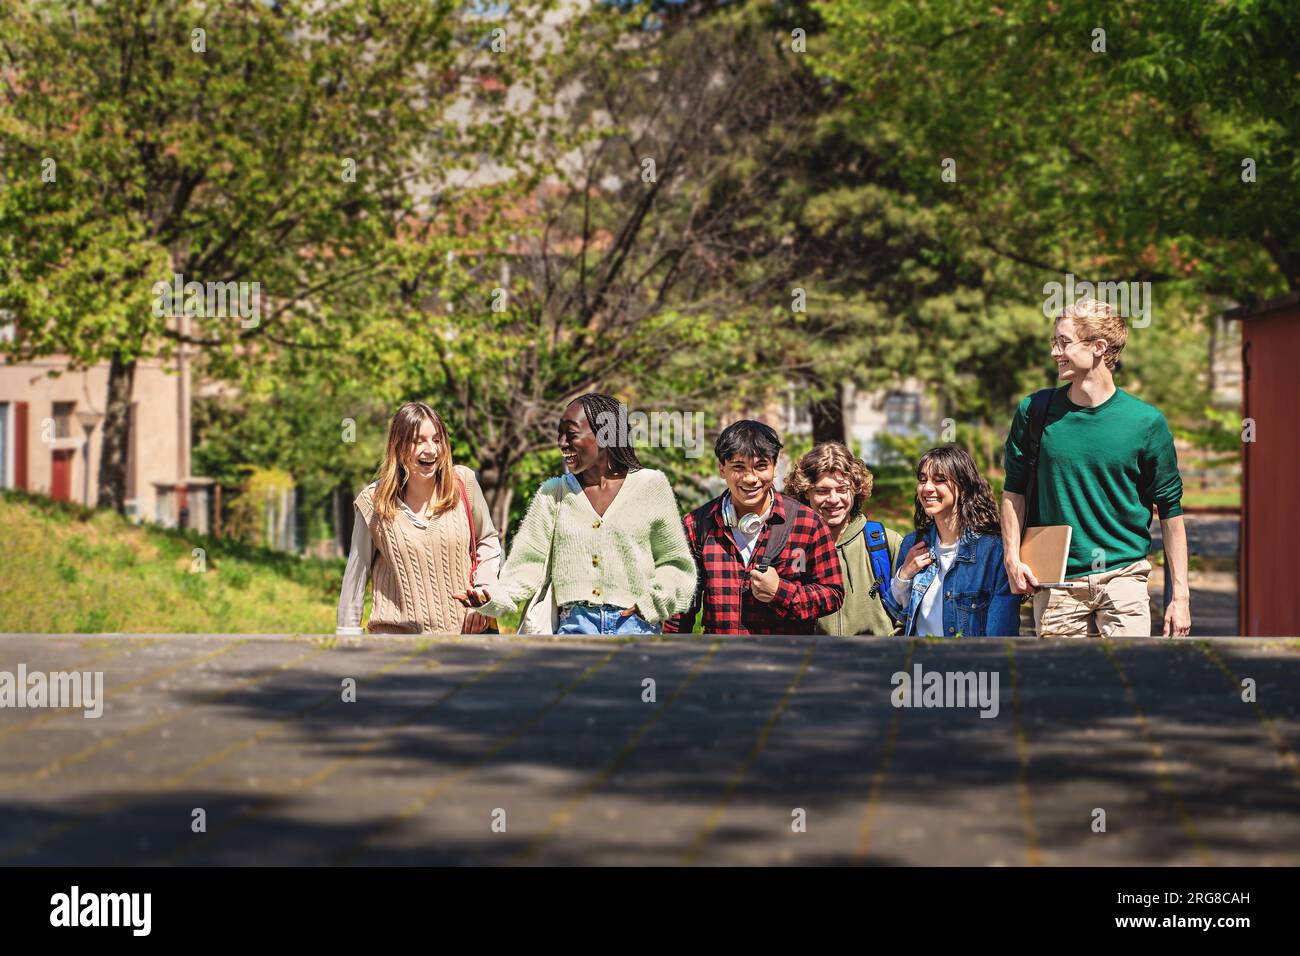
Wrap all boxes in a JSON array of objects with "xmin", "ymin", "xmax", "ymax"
[
  {"xmin": 454, "ymin": 587, "xmax": 491, "ymax": 608},
  {"xmin": 618, "ymin": 604, "xmax": 643, "ymax": 619},
  {"xmin": 456, "ymin": 587, "xmax": 495, "ymax": 633},
  {"xmin": 897, "ymin": 541, "xmax": 933, "ymax": 581}
]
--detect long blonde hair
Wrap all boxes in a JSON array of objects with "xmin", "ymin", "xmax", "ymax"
[{"xmin": 372, "ymin": 402, "xmax": 458, "ymax": 522}]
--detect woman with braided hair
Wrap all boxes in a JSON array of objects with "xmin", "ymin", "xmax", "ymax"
[{"xmin": 456, "ymin": 393, "xmax": 697, "ymax": 635}]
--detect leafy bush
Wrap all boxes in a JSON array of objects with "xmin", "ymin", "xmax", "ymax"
[
  {"xmin": 1175, "ymin": 406, "xmax": 1245, "ymax": 455},
  {"xmin": 224, "ymin": 466, "xmax": 296, "ymax": 547},
  {"xmin": 221, "ymin": 563, "xmax": 253, "ymax": 590}
]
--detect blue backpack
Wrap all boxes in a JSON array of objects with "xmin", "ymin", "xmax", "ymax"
[{"xmin": 864, "ymin": 519, "xmax": 893, "ymax": 597}]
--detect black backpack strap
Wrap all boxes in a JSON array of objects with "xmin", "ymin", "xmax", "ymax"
[
  {"xmin": 1021, "ymin": 387, "xmax": 1056, "ymax": 529},
  {"xmin": 680, "ymin": 500, "xmax": 719, "ymax": 629},
  {"xmin": 689, "ymin": 501, "xmax": 715, "ymax": 565},
  {"xmin": 761, "ymin": 493, "xmax": 800, "ymax": 567}
]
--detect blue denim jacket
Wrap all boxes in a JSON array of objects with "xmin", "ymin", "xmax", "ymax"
[{"xmin": 879, "ymin": 525, "xmax": 1020, "ymax": 637}]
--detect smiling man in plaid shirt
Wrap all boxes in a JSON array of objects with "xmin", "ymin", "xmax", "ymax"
[{"xmin": 663, "ymin": 420, "xmax": 844, "ymax": 635}]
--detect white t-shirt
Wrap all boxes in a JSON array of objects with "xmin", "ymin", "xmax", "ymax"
[
  {"xmin": 728, "ymin": 495, "xmax": 772, "ymax": 566},
  {"xmin": 731, "ymin": 526, "xmax": 760, "ymax": 565},
  {"xmin": 893, "ymin": 541, "xmax": 960, "ymax": 636}
]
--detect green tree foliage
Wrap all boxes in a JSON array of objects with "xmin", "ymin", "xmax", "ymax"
[
  {"xmin": 343, "ymin": 1, "xmax": 820, "ymax": 529},
  {"xmin": 702, "ymin": 0, "xmax": 1051, "ymax": 446},
  {"xmin": 0, "ymin": 0, "xmax": 512, "ymax": 510},
  {"xmin": 816, "ymin": 0, "xmax": 1297, "ymax": 299}
]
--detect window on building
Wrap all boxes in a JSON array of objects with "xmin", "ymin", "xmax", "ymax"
[
  {"xmin": 884, "ymin": 391, "xmax": 921, "ymax": 429},
  {"xmin": 52, "ymin": 401, "xmax": 76, "ymax": 439}
]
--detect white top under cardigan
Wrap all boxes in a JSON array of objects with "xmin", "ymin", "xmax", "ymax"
[
  {"xmin": 476, "ymin": 467, "xmax": 697, "ymax": 626},
  {"xmin": 891, "ymin": 540, "xmax": 959, "ymax": 638}
]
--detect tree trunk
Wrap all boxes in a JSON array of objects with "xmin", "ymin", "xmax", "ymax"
[
  {"xmin": 1205, "ymin": 312, "xmax": 1217, "ymax": 399},
  {"xmin": 97, "ymin": 352, "xmax": 136, "ymax": 513},
  {"xmin": 475, "ymin": 450, "xmax": 517, "ymax": 545},
  {"xmin": 809, "ymin": 381, "xmax": 846, "ymax": 446},
  {"xmin": 493, "ymin": 484, "xmax": 515, "ymax": 547}
]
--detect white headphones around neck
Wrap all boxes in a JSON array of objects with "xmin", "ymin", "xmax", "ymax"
[{"xmin": 722, "ymin": 491, "xmax": 772, "ymax": 535}]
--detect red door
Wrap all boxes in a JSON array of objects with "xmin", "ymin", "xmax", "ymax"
[
  {"xmin": 51, "ymin": 449, "xmax": 74, "ymax": 501},
  {"xmin": 1241, "ymin": 308, "xmax": 1300, "ymax": 635}
]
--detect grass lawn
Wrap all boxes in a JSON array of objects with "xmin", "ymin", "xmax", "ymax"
[
  {"xmin": 0, "ymin": 489, "xmax": 531, "ymax": 634},
  {"xmin": 1, "ymin": 490, "xmax": 345, "ymax": 633},
  {"xmin": 1181, "ymin": 487, "xmax": 1241, "ymax": 509}
]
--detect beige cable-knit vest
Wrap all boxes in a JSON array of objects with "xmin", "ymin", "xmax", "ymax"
[{"xmin": 357, "ymin": 483, "xmax": 472, "ymax": 634}]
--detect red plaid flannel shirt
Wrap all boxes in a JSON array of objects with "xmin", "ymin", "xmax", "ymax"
[{"xmin": 662, "ymin": 493, "xmax": 844, "ymax": 635}]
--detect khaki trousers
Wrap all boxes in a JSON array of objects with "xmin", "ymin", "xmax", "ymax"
[{"xmin": 1033, "ymin": 559, "xmax": 1153, "ymax": 638}]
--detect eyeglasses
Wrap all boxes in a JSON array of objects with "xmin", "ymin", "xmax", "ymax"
[{"xmin": 1049, "ymin": 335, "xmax": 1097, "ymax": 351}]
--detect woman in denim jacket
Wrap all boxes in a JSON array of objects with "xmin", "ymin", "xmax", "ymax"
[{"xmin": 881, "ymin": 444, "xmax": 1020, "ymax": 637}]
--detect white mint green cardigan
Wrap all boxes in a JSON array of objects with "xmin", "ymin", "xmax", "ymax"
[{"xmin": 478, "ymin": 468, "xmax": 696, "ymax": 626}]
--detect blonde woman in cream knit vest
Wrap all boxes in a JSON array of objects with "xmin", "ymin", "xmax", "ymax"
[
  {"xmin": 457, "ymin": 393, "xmax": 696, "ymax": 635},
  {"xmin": 337, "ymin": 402, "xmax": 500, "ymax": 635}
]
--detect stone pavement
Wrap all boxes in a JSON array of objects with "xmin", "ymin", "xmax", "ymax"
[
  {"xmin": 1, "ymin": 632, "xmax": 1296, "ymax": 866},
  {"xmin": 1150, "ymin": 513, "xmax": 1240, "ymax": 635},
  {"xmin": 1149, "ymin": 513, "xmax": 1240, "ymax": 560}
]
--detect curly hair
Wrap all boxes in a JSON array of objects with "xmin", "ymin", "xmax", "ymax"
[
  {"xmin": 785, "ymin": 442, "xmax": 874, "ymax": 516},
  {"xmin": 912, "ymin": 444, "xmax": 999, "ymax": 538}
]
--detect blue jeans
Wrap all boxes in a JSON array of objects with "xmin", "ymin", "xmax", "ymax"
[{"xmin": 556, "ymin": 603, "xmax": 660, "ymax": 636}]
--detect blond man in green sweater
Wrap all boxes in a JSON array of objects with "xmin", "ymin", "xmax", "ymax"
[
  {"xmin": 1002, "ymin": 298, "xmax": 1189, "ymax": 637},
  {"xmin": 457, "ymin": 394, "xmax": 697, "ymax": 634}
]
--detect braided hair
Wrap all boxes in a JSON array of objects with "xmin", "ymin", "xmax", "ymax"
[{"xmin": 576, "ymin": 392, "xmax": 642, "ymax": 474}]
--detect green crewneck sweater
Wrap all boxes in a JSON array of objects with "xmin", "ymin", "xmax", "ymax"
[{"xmin": 1004, "ymin": 386, "xmax": 1183, "ymax": 579}]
